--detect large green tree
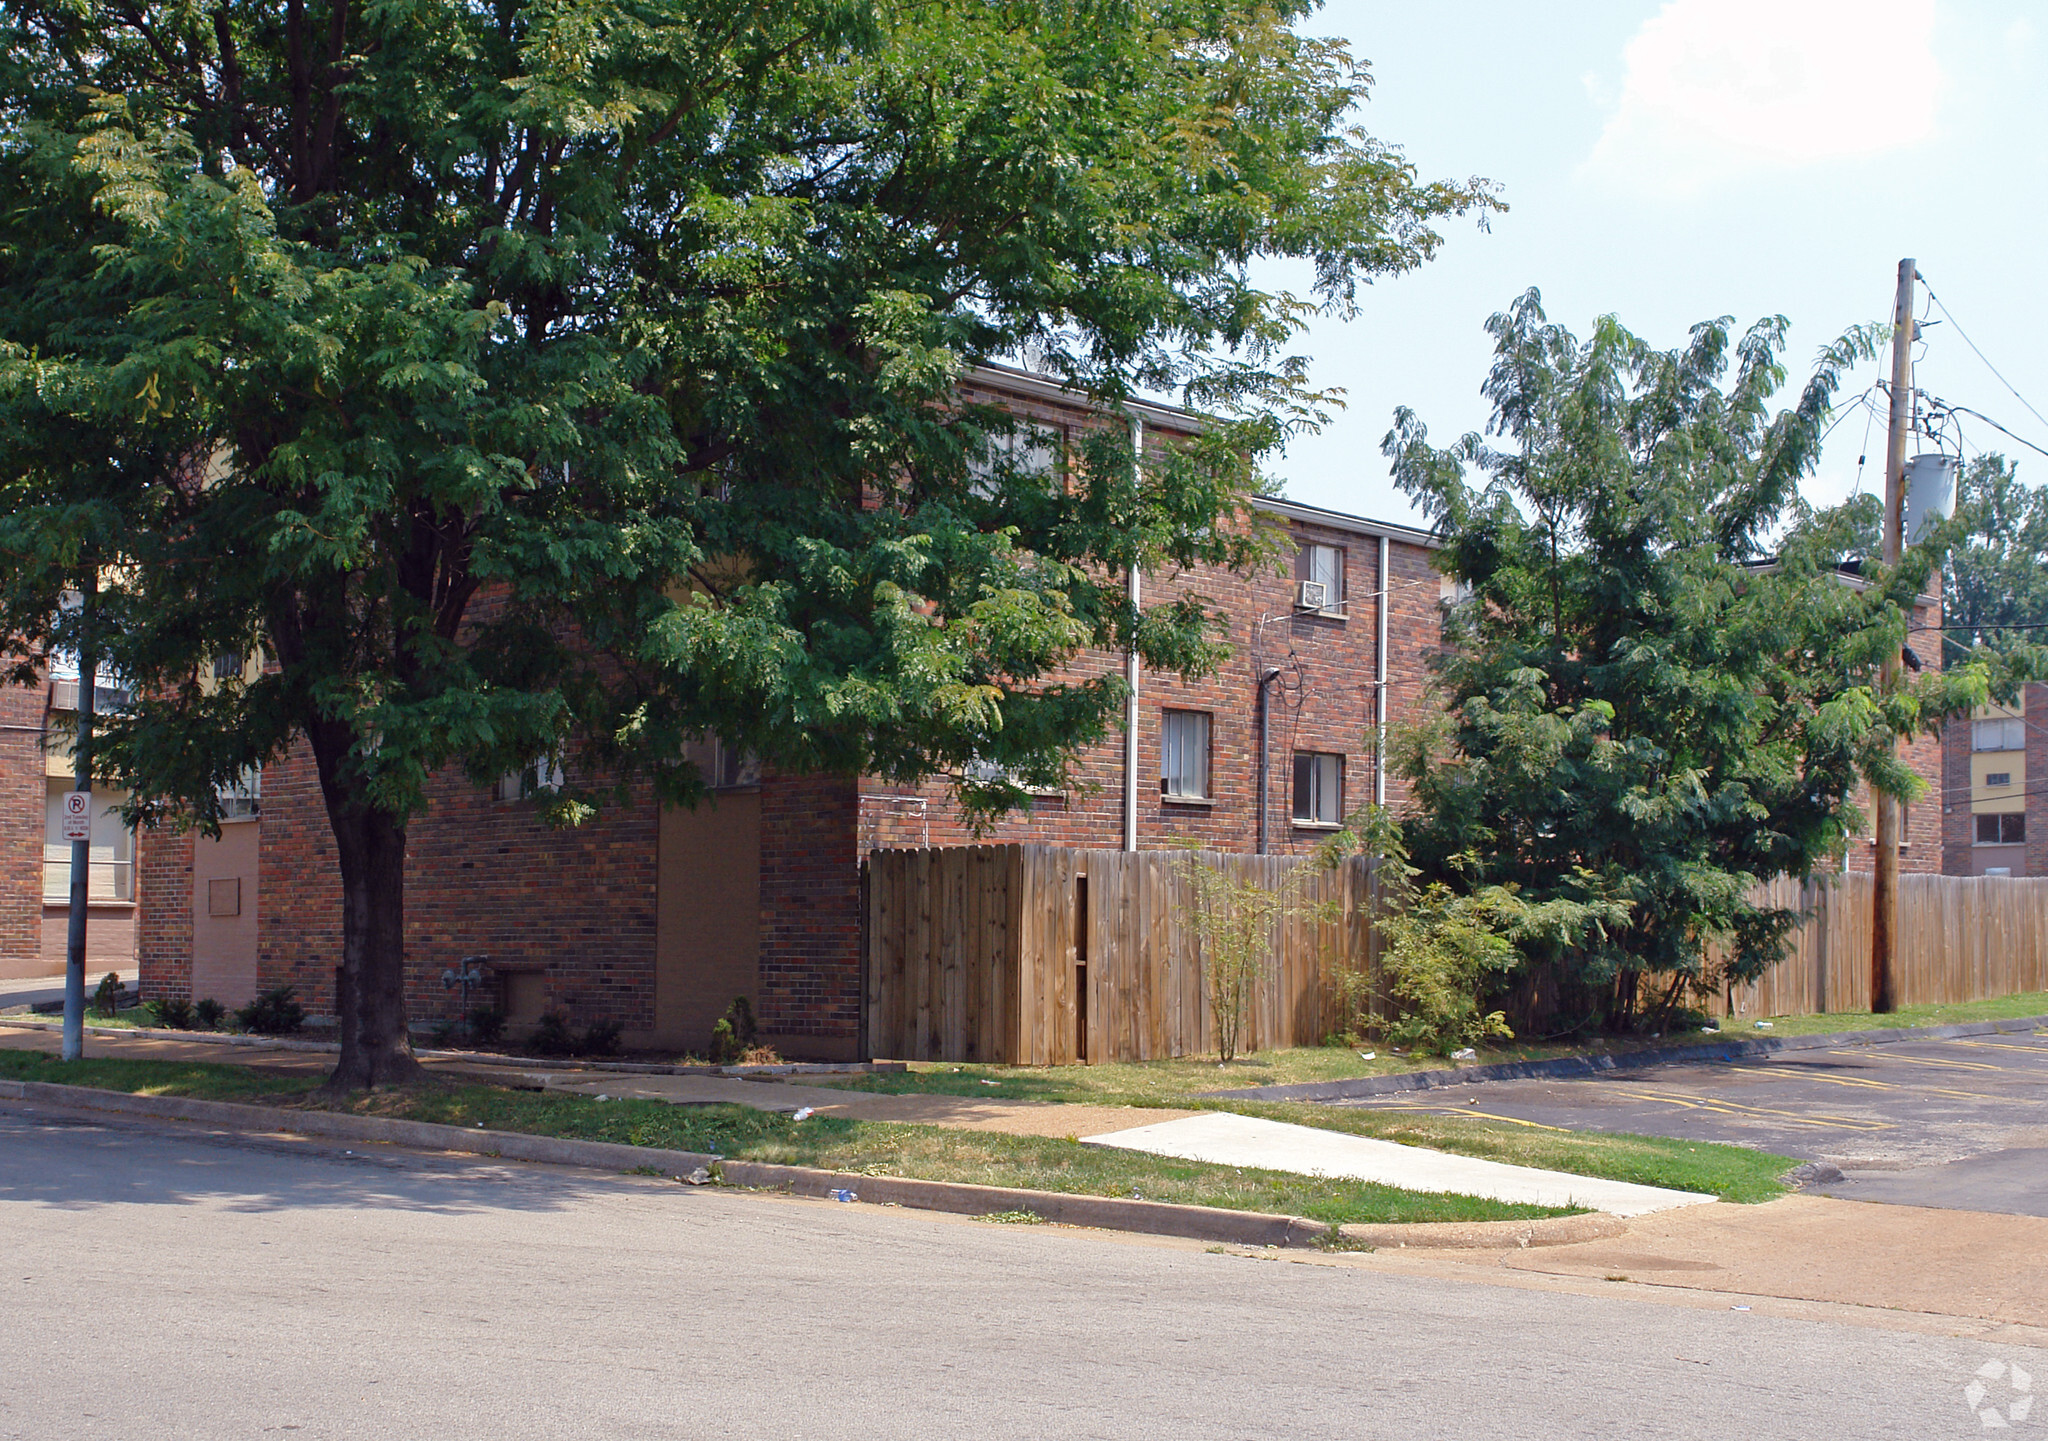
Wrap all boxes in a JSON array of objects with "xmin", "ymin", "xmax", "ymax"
[
  {"xmin": 0, "ymin": 0, "xmax": 1491, "ymax": 1086},
  {"xmin": 1386, "ymin": 291, "xmax": 1994, "ymax": 1032},
  {"xmin": 1942, "ymin": 452, "xmax": 2048, "ymax": 658}
]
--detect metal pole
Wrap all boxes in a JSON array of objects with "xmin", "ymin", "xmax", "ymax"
[
  {"xmin": 1872, "ymin": 257, "xmax": 1915, "ymax": 1015},
  {"xmin": 1122, "ymin": 413, "xmax": 1143, "ymax": 853},
  {"xmin": 1255, "ymin": 668, "xmax": 1280, "ymax": 854},
  {"xmin": 61, "ymin": 573, "xmax": 97, "ymax": 1061},
  {"xmin": 1374, "ymin": 533, "xmax": 1389, "ymax": 809}
]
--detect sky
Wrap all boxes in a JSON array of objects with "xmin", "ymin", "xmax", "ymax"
[{"xmin": 1268, "ymin": 0, "xmax": 2048, "ymax": 529}]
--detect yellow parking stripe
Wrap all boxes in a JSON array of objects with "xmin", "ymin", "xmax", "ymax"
[
  {"xmin": 1623, "ymin": 1085, "xmax": 1892, "ymax": 1132},
  {"xmin": 1722, "ymin": 1061, "xmax": 1994, "ymax": 1102},
  {"xmin": 1839, "ymin": 1050, "xmax": 2005, "ymax": 1073}
]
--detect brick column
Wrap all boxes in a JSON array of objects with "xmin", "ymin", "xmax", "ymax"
[{"xmin": 756, "ymin": 772, "xmax": 862, "ymax": 1059}]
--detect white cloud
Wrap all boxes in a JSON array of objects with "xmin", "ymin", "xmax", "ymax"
[{"xmin": 1581, "ymin": 0, "xmax": 1941, "ymax": 197}]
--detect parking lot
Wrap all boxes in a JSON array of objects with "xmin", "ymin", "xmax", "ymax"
[{"xmin": 1328, "ymin": 1029, "xmax": 2048, "ymax": 1217}]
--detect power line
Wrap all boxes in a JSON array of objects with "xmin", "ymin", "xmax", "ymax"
[{"xmin": 1923, "ymin": 284, "xmax": 2048, "ymax": 438}]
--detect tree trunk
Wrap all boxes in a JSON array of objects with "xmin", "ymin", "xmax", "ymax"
[{"xmin": 319, "ymin": 772, "xmax": 422, "ymax": 1091}]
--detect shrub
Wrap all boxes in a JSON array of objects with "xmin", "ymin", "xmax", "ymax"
[
  {"xmin": 579, "ymin": 1019, "xmax": 623, "ymax": 1057},
  {"xmin": 193, "ymin": 998, "xmax": 225, "ymax": 1030},
  {"xmin": 528, "ymin": 1011, "xmax": 577, "ymax": 1057},
  {"xmin": 233, "ymin": 985, "xmax": 305, "ymax": 1036},
  {"xmin": 147, "ymin": 997, "xmax": 196, "ymax": 1030},
  {"xmin": 90, "ymin": 972, "xmax": 124, "ymax": 1017},
  {"xmin": 466, "ymin": 1006, "xmax": 507, "ymax": 1046},
  {"xmin": 707, "ymin": 996, "xmax": 758, "ymax": 1065},
  {"xmin": 1178, "ymin": 853, "xmax": 1323, "ymax": 1063}
]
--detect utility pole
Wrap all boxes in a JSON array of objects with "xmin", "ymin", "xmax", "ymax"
[
  {"xmin": 60, "ymin": 572, "xmax": 97, "ymax": 1061},
  {"xmin": 1871, "ymin": 258, "xmax": 1916, "ymax": 1015}
]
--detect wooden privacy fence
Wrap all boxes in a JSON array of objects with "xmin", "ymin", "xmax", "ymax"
[
  {"xmin": 1718, "ymin": 872, "xmax": 2048, "ymax": 1018},
  {"xmin": 863, "ymin": 845, "xmax": 1374, "ymax": 1065},
  {"xmin": 864, "ymin": 846, "xmax": 2048, "ymax": 1065}
]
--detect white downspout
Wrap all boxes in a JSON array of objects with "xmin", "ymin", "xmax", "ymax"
[
  {"xmin": 1123, "ymin": 411, "xmax": 1143, "ymax": 852},
  {"xmin": 1375, "ymin": 533, "xmax": 1389, "ymax": 809}
]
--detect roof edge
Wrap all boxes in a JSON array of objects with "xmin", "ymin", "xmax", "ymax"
[{"xmin": 1253, "ymin": 495, "xmax": 1441, "ymax": 549}]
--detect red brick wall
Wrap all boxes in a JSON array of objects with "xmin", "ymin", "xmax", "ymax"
[
  {"xmin": 0, "ymin": 681, "xmax": 46, "ymax": 974},
  {"xmin": 860, "ymin": 528, "xmax": 1440, "ymax": 857},
  {"xmin": 137, "ymin": 825, "xmax": 194, "ymax": 1000},
  {"xmin": 757, "ymin": 772, "xmax": 862, "ymax": 1055},
  {"xmin": 248, "ymin": 739, "xmax": 660, "ymax": 1029}
]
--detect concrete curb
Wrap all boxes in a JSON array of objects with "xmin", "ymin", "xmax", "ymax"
[
  {"xmin": 715, "ymin": 1160, "xmax": 1332, "ymax": 1247},
  {"xmin": 1335, "ymin": 1211, "xmax": 1628, "ymax": 1251},
  {"xmin": 0, "ymin": 1078, "xmax": 1621, "ymax": 1251},
  {"xmin": 0, "ymin": 1018, "xmax": 897, "ymax": 1078},
  {"xmin": 0, "ymin": 1080, "xmax": 721, "ymax": 1179},
  {"xmin": 1208, "ymin": 1013, "xmax": 2048, "ymax": 1103}
]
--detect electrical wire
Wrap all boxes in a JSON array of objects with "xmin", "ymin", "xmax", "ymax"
[{"xmin": 1924, "ymin": 285, "xmax": 2048, "ymax": 438}]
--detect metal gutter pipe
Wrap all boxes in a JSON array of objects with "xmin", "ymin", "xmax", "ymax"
[
  {"xmin": 1123, "ymin": 412, "xmax": 1143, "ymax": 853},
  {"xmin": 1256, "ymin": 667, "xmax": 1282, "ymax": 854},
  {"xmin": 1375, "ymin": 533, "xmax": 1389, "ymax": 809}
]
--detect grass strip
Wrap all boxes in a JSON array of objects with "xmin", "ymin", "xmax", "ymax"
[{"xmin": 0, "ymin": 1052, "xmax": 1579, "ymax": 1227}]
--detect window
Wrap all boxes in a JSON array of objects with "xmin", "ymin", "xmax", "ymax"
[
  {"xmin": 1974, "ymin": 718, "xmax": 2026, "ymax": 751},
  {"xmin": 497, "ymin": 755, "xmax": 564, "ymax": 802},
  {"xmin": 213, "ymin": 652, "xmax": 243, "ymax": 682},
  {"xmin": 710, "ymin": 739, "xmax": 759, "ymax": 790},
  {"xmin": 966, "ymin": 425, "xmax": 1061, "ymax": 498},
  {"xmin": 1294, "ymin": 542, "xmax": 1344, "ymax": 613},
  {"xmin": 1977, "ymin": 813, "xmax": 2026, "ymax": 845},
  {"xmin": 1291, "ymin": 752, "xmax": 1343, "ymax": 826},
  {"xmin": 1160, "ymin": 710, "xmax": 1211, "ymax": 800},
  {"xmin": 1986, "ymin": 773, "xmax": 2013, "ymax": 788},
  {"xmin": 216, "ymin": 767, "xmax": 260, "ymax": 821},
  {"xmin": 43, "ymin": 782, "xmax": 134, "ymax": 902}
]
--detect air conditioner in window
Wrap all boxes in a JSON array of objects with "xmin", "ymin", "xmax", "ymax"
[{"xmin": 1296, "ymin": 580, "xmax": 1328, "ymax": 611}]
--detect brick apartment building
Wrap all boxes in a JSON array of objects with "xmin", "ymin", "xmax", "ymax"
[
  {"xmin": 0, "ymin": 670, "xmax": 141, "ymax": 983},
  {"xmin": 1943, "ymin": 683, "xmax": 2046, "ymax": 878},
  {"xmin": 131, "ymin": 368, "xmax": 1447, "ymax": 1058}
]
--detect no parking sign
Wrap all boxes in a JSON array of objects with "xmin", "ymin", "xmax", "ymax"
[{"xmin": 59, "ymin": 790, "xmax": 91, "ymax": 842}]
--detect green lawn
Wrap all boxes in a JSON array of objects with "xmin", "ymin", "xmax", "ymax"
[
  {"xmin": 0, "ymin": 1051, "xmax": 1577, "ymax": 1227},
  {"xmin": 810, "ymin": 989, "xmax": 2048, "ymax": 1110}
]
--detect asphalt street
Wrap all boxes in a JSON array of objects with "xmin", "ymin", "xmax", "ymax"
[
  {"xmin": 0, "ymin": 1100, "xmax": 2038, "ymax": 1440},
  {"xmin": 1330, "ymin": 1030, "xmax": 2048, "ymax": 1218}
]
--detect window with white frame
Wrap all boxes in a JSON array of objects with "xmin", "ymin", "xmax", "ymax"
[
  {"xmin": 1291, "ymin": 752, "xmax": 1343, "ymax": 826},
  {"xmin": 966, "ymin": 424, "xmax": 1062, "ymax": 498},
  {"xmin": 1293, "ymin": 541, "xmax": 1344, "ymax": 613},
  {"xmin": 1974, "ymin": 717, "xmax": 2026, "ymax": 751},
  {"xmin": 43, "ymin": 782, "xmax": 134, "ymax": 902},
  {"xmin": 1977, "ymin": 813, "xmax": 2026, "ymax": 845},
  {"xmin": 216, "ymin": 766, "xmax": 261, "ymax": 821},
  {"xmin": 497, "ymin": 755, "xmax": 565, "ymax": 802},
  {"xmin": 710, "ymin": 738, "xmax": 759, "ymax": 789},
  {"xmin": 1160, "ymin": 710, "xmax": 1211, "ymax": 800}
]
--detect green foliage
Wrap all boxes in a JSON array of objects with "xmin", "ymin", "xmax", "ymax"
[
  {"xmin": 192, "ymin": 998, "xmax": 225, "ymax": 1030},
  {"xmin": 1320, "ymin": 807, "xmax": 1623, "ymax": 1054},
  {"xmin": 90, "ymin": 972, "xmax": 123, "ymax": 1017},
  {"xmin": 708, "ymin": 996, "xmax": 760, "ymax": 1066},
  {"xmin": 1178, "ymin": 852, "xmax": 1325, "ymax": 1062},
  {"xmin": 1942, "ymin": 453, "xmax": 2048, "ymax": 659},
  {"xmin": 466, "ymin": 1006, "xmax": 508, "ymax": 1047},
  {"xmin": 0, "ymin": 1, "xmax": 1491, "ymax": 1082},
  {"xmin": 527, "ymin": 1012, "xmax": 578, "ymax": 1059},
  {"xmin": 146, "ymin": 996, "xmax": 195, "ymax": 1030},
  {"xmin": 1384, "ymin": 292, "xmax": 2004, "ymax": 1028},
  {"xmin": 579, "ymin": 1020, "xmax": 624, "ymax": 1059},
  {"xmin": 232, "ymin": 986, "xmax": 305, "ymax": 1036}
]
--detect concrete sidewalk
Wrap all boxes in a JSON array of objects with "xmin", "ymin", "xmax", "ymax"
[{"xmin": 1081, "ymin": 1111, "xmax": 1716, "ymax": 1217}]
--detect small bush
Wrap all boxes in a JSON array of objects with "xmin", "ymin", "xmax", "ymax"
[
  {"xmin": 147, "ymin": 997, "xmax": 196, "ymax": 1030},
  {"xmin": 233, "ymin": 985, "xmax": 305, "ymax": 1036},
  {"xmin": 193, "ymin": 998, "xmax": 226, "ymax": 1030},
  {"xmin": 429, "ymin": 1019, "xmax": 459, "ymax": 1046},
  {"xmin": 579, "ymin": 1019, "xmax": 623, "ymax": 1057},
  {"xmin": 466, "ymin": 1005, "xmax": 507, "ymax": 1046},
  {"xmin": 90, "ymin": 972, "xmax": 124, "ymax": 1017},
  {"xmin": 707, "ymin": 996, "xmax": 758, "ymax": 1065},
  {"xmin": 528, "ymin": 1010, "xmax": 577, "ymax": 1057}
]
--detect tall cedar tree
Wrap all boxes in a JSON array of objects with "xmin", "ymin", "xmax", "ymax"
[
  {"xmin": 1386, "ymin": 291, "xmax": 1999, "ymax": 1031},
  {"xmin": 0, "ymin": 1, "xmax": 1492, "ymax": 1086}
]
